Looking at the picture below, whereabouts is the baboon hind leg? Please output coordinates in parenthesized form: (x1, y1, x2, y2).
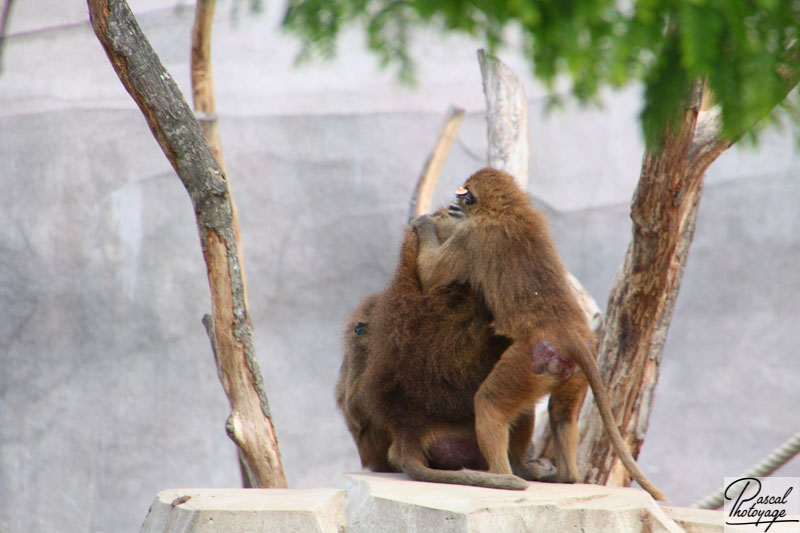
(508, 409, 556, 481)
(547, 377, 588, 483)
(474, 343, 549, 476)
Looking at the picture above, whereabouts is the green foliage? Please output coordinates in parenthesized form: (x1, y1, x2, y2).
(282, 0, 800, 147)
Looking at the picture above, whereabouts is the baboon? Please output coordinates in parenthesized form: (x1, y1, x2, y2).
(411, 168, 667, 501)
(337, 208, 553, 490)
(335, 293, 393, 472)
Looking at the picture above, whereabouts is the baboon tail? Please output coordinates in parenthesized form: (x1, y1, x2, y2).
(572, 343, 668, 502)
(402, 456, 529, 490)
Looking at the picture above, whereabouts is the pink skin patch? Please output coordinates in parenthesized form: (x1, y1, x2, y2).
(531, 341, 575, 380)
(456, 186, 468, 195)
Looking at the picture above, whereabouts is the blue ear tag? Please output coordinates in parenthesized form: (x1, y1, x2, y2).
(354, 322, 367, 336)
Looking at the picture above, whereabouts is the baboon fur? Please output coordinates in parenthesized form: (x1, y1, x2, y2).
(337, 209, 551, 489)
(412, 168, 667, 501)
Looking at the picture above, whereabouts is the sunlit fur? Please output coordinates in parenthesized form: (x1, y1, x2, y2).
(337, 209, 550, 490)
(413, 168, 667, 501)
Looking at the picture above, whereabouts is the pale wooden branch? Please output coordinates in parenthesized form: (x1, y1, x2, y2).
(688, 106, 730, 177)
(566, 272, 603, 333)
(192, 0, 247, 289)
(478, 48, 530, 188)
(88, 0, 287, 488)
(202, 314, 258, 488)
(408, 106, 465, 220)
(689, 42, 799, 176)
(191, 0, 256, 488)
(191, 0, 225, 170)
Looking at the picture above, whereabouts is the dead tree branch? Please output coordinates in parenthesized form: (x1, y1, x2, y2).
(191, 0, 225, 170)
(190, 0, 257, 488)
(478, 48, 530, 189)
(88, 0, 287, 488)
(408, 106, 465, 220)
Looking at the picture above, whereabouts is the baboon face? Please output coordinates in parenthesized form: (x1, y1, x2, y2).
(453, 168, 529, 217)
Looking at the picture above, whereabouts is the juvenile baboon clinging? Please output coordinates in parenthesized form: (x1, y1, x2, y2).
(412, 168, 667, 501)
(337, 209, 554, 490)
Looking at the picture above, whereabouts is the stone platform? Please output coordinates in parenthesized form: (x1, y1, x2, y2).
(140, 473, 724, 532)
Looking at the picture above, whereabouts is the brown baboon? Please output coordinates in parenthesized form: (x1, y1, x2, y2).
(337, 208, 553, 490)
(411, 168, 667, 501)
(335, 293, 393, 472)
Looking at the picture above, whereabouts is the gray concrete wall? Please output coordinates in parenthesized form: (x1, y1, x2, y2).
(1, 2, 798, 533)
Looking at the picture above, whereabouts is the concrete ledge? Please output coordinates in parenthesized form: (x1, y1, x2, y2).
(139, 488, 346, 533)
(140, 474, 724, 533)
(345, 473, 713, 533)
(661, 506, 727, 533)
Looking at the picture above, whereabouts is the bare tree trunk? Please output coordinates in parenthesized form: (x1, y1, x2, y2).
(408, 106, 465, 221)
(579, 68, 800, 488)
(578, 84, 704, 485)
(88, 0, 287, 489)
(190, 0, 257, 489)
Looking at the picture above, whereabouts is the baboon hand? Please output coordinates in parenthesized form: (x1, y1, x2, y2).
(410, 214, 436, 234)
(447, 203, 465, 219)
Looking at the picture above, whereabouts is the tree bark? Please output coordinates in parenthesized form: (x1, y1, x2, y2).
(478, 48, 530, 189)
(578, 83, 703, 485)
(191, 0, 225, 171)
(408, 106, 465, 221)
(88, 0, 287, 489)
(190, 0, 258, 488)
(579, 68, 800, 488)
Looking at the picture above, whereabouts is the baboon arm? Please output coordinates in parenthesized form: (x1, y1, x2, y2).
(414, 218, 471, 291)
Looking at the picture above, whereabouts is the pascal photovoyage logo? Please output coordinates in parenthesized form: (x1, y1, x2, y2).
(724, 477, 800, 532)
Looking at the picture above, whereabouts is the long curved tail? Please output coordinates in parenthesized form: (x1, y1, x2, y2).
(574, 348, 668, 502)
(402, 455, 529, 490)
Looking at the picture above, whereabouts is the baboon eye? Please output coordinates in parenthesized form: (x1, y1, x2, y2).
(456, 186, 476, 205)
